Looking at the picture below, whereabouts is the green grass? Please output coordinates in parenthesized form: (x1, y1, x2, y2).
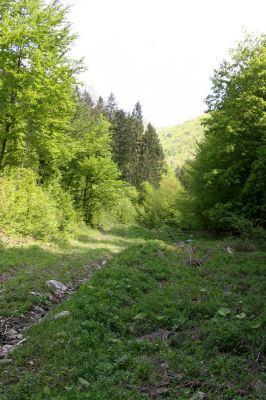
(0, 225, 151, 317)
(1, 225, 265, 399)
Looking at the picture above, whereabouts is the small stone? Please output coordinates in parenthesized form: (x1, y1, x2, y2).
(198, 392, 207, 400)
(0, 344, 14, 358)
(0, 358, 12, 364)
(54, 310, 70, 319)
(16, 333, 23, 340)
(34, 306, 45, 313)
(5, 329, 18, 339)
(47, 280, 68, 293)
(226, 246, 233, 255)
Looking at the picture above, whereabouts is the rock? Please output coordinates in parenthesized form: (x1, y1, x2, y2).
(0, 358, 12, 364)
(0, 344, 14, 358)
(54, 310, 70, 319)
(198, 392, 207, 400)
(226, 246, 234, 255)
(16, 333, 23, 340)
(4, 329, 18, 339)
(46, 280, 68, 293)
(33, 306, 45, 314)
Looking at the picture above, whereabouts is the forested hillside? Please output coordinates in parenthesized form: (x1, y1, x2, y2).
(0, 1, 265, 399)
(158, 115, 205, 170)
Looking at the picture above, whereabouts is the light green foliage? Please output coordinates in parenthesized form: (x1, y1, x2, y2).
(63, 94, 123, 224)
(0, 169, 77, 238)
(91, 185, 138, 227)
(158, 115, 205, 170)
(184, 34, 266, 230)
(0, 0, 81, 179)
(138, 174, 183, 227)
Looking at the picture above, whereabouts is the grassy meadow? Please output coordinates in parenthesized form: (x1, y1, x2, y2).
(1, 225, 265, 399)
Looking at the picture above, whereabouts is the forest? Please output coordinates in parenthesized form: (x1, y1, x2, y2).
(0, 1, 265, 399)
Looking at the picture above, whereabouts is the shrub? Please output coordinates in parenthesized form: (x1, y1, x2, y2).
(91, 184, 138, 227)
(137, 174, 183, 227)
(0, 168, 78, 238)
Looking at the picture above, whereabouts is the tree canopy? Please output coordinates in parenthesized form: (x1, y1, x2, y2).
(184, 34, 266, 229)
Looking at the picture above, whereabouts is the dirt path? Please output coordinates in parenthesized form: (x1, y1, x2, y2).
(0, 256, 109, 361)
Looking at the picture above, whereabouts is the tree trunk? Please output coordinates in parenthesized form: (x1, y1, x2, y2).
(0, 137, 8, 170)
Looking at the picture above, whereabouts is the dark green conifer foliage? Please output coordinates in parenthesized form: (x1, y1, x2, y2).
(111, 109, 131, 176)
(138, 123, 165, 187)
(129, 101, 144, 185)
(104, 92, 117, 121)
(94, 96, 105, 116)
(110, 102, 144, 186)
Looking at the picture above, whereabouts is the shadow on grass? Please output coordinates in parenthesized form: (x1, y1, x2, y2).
(0, 245, 119, 316)
(1, 230, 265, 400)
(0, 225, 159, 317)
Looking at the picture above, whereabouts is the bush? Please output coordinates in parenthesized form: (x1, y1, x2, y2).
(91, 184, 138, 228)
(137, 174, 183, 227)
(0, 169, 78, 238)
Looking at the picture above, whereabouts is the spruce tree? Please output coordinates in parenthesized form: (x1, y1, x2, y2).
(94, 96, 105, 116)
(104, 92, 117, 121)
(129, 101, 144, 185)
(138, 123, 165, 187)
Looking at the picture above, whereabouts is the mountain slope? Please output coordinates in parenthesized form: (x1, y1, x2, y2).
(158, 115, 206, 170)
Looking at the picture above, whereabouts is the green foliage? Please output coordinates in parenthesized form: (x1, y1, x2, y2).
(158, 115, 206, 170)
(0, 169, 77, 238)
(108, 99, 165, 188)
(138, 123, 165, 187)
(110, 105, 143, 186)
(0, 0, 81, 180)
(138, 174, 183, 227)
(62, 92, 123, 224)
(184, 34, 266, 230)
(91, 185, 138, 227)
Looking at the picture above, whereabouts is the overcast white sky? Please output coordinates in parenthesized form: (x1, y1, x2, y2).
(63, 0, 265, 127)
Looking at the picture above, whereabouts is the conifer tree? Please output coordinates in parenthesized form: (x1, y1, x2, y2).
(129, 101, 144, 185)
(104, 92, 117, 121)
(109, 103, 142, 185)
(138, 123, 165, 187)
(94, 96, 105, 116)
